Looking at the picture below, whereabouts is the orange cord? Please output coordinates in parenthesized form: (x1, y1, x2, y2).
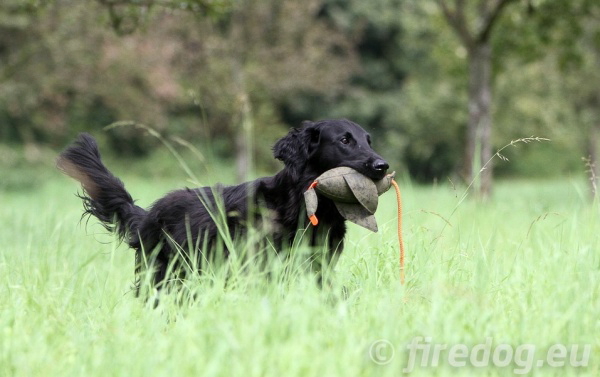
(390, 179, 405, 285)
(307, 181, 319, 225)
(307, 177, 405, 284)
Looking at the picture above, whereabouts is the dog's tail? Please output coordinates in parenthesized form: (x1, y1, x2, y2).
(57, 133, 147, 243)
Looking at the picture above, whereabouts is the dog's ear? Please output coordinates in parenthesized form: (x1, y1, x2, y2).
(273, 121, 320, 166)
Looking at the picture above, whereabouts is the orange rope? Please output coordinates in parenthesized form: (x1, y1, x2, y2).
(307, 181, 319, 225)
(390, 179, 405, 285)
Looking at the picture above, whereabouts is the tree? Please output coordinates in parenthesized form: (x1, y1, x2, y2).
(538, 0, 600, 197)
(97, 0, 357, 182)
(176, 0, 357, 181)
(0, 0, 356, 176)
(0, 0, 52, 143)
(0, 0, 185, 150)
(506, 0, 600, 196)
(437, 0, 519, 198)
(285, 0, 411, 171)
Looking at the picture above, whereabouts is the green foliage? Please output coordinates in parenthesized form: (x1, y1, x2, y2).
(284, 0, 407, 127)
(0, 143, 57, 191)
(0, 0, 173, 151)
(0, 0, 599, 179)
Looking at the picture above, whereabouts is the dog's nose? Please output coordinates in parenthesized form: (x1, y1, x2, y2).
(372, 159, 389, 172)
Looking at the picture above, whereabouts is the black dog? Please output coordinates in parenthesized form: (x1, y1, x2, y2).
(57, 119, 388, 291)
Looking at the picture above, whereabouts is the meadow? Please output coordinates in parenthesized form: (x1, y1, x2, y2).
(0, 152, 598, 376)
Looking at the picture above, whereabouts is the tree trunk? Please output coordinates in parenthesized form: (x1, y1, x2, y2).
(465, 42, 493, 199)
(438, 0, 517, 199)
(235, 123, 250, 183)
(234, 95, 253, 183)
(232, 59, 253, 183)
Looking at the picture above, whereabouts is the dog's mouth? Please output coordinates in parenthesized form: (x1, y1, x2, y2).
(343, 165, 388, 181)
(365, 170, 388, 181)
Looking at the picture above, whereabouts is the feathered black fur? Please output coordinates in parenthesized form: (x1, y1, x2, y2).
(57, 119, 389, 292)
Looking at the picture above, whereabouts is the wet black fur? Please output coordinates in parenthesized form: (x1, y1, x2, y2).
(57, 119, 389, 291)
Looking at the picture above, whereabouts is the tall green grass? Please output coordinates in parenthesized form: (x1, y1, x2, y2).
(1, 166, 598, 376)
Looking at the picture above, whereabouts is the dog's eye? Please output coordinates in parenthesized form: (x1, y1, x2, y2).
(340, 137, 350, 145)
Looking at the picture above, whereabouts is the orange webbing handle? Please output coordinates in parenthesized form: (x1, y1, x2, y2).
(307, 181, 319, 226)
(391, 179, 405, 285)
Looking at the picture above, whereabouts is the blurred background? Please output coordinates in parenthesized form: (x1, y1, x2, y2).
(1, 0, 598, 197)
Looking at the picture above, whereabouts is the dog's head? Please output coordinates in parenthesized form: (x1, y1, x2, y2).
(273, 119, 389, 181)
